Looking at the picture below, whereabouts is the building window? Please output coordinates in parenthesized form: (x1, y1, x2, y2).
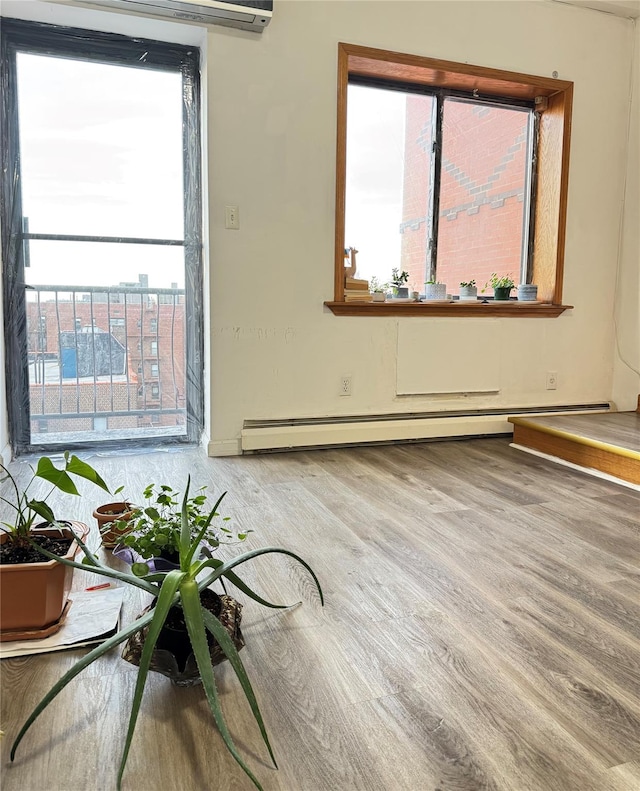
(109, 318, 125, 327)
(150, 340, 158, 356)
(331, 44, 573, 315)
(151, 384, 160, 398)
(150, 318, 158, 333)
(151, 363, 159, 377)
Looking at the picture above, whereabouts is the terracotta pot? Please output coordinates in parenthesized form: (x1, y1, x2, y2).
(0, 521, 89, 637)
(93, 502, 134, 548)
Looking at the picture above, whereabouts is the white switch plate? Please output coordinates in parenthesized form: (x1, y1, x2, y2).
(225, 205, 239, 230)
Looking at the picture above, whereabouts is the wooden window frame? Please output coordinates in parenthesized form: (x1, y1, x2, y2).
(326, 43, 574, 318)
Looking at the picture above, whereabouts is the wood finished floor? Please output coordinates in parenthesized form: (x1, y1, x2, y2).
(1, 437, 640, 791)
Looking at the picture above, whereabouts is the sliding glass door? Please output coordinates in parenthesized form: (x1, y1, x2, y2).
(1, 19, 203, 453)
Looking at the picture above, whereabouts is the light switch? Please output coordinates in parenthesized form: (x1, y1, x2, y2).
(225, 205, 239, 230)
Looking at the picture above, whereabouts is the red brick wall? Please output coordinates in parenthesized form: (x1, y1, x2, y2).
(401, 98, 528, 295)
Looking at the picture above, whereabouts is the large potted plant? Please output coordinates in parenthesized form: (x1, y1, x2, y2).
(0, 453, 110, 638)
(9, 477, 323, 791)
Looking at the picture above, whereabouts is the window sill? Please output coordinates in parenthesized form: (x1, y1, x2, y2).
(324, 301, 572, 318)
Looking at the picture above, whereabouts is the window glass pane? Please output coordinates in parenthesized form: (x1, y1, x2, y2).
(24, 240, 185, 289)
(345, 85, 433, 292)
(436, 99, 530, 294)
(17, 53, 184, 240)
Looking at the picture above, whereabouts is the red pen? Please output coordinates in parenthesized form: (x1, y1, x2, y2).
(85, 583, 111, 592)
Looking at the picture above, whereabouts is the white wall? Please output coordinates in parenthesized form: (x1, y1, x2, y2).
(206, 0, 636, 453)
(0, 1, 636, 455)
(612, 17, 640, 410)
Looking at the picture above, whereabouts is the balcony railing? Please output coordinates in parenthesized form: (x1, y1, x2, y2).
(26, 284, 187, 444)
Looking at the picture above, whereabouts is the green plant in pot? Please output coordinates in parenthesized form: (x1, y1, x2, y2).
(112, 482, 246, 571)
(391, 267, 410, 298)
(0, 453, 110, 637)
(483, 273, 515, 301)
(10, 477, 323, 791)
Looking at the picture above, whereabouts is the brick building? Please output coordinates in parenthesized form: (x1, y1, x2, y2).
(26, 286, 186, 437)
(400, 97, 529, 294)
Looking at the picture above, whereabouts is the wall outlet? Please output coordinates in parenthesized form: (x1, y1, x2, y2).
(340, 376, 352, 396)
(546, 371, 558, 390)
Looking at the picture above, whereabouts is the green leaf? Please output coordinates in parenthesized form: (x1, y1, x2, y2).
(197, 559, 292, 609)
(199, 547, 324, 607)
(11, 606, 156, 763)
(181, 581, 264, 791)
(65, 455, 110, 493)
(117, 571, 185, 790)
(131, 562, 150, 577)
(144, 507, 160, 520)
(31, 535, 158, 596)
(34, 457, 78, 495)
(27, 499, 56, 524)
(201, 607, 277, 769)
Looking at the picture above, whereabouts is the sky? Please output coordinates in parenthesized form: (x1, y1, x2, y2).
(17, 52, 186, 289)
(344, 83, 407, 286)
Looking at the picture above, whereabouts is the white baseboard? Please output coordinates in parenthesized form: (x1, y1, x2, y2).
(241, 414, 513, 452)
(207, 438, 242, 457)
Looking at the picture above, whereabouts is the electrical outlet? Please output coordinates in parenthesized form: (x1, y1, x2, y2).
(225, 205, 239, 230)
(340, 376, 352, 396)
(546, 371, 558, 390)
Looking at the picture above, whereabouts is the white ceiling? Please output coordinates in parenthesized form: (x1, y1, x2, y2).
(552, 0, 640, 18)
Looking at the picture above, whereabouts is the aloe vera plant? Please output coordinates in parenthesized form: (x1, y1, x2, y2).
(10, 478, 323, 790)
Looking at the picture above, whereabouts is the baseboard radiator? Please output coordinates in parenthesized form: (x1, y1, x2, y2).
(241, 402, 611, 453)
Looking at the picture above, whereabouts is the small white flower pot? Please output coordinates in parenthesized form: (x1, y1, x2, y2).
(424, 283, 447, 300)
(459, 285, 478, 300)
(517, 284, 538, 301)
(371, 292, 386, 302)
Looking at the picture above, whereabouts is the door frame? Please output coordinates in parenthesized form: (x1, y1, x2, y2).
(0, 18, 204, 454)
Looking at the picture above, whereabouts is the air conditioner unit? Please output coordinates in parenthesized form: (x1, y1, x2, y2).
(67, 0, 273, 32)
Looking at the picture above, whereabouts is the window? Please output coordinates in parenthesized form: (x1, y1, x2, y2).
(109, 318, 125, 327)
(150, 341, 158, 356)
(151, 384, 160, 398)
(329, 44, 573, 316)
(151, 363, 159, 377)
(150, 318, 158, 333)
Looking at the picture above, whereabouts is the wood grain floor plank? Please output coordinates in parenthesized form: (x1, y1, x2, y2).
(1, 438, 639, 791)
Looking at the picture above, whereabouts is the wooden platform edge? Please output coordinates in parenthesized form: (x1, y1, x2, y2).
(508, 416, 640, 462)
(508, 419, 640, 486)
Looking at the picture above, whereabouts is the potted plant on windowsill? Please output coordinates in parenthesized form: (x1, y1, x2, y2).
(10, 477, 323, 791)
(483, 273, 515, 301)
(390, 268, 410, 298)
(369, 276, 387, 302)
(0, 453, 110, 639)
(424, 280, 447, 300)
(459, 280, 477, 300)
(517, 283, 538, 301)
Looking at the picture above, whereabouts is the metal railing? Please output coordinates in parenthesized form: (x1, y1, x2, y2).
(26, 284, 187, 442)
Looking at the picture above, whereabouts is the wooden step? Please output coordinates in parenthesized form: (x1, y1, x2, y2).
(508, 411, 640, 487)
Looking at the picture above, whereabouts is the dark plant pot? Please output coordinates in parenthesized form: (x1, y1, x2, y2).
(493, 286, 512, 301)
(122, 589, 245, 686)
(93, 502, 134, 548)
(0, 522, 89, 638)
(394, 287, 409, 298)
